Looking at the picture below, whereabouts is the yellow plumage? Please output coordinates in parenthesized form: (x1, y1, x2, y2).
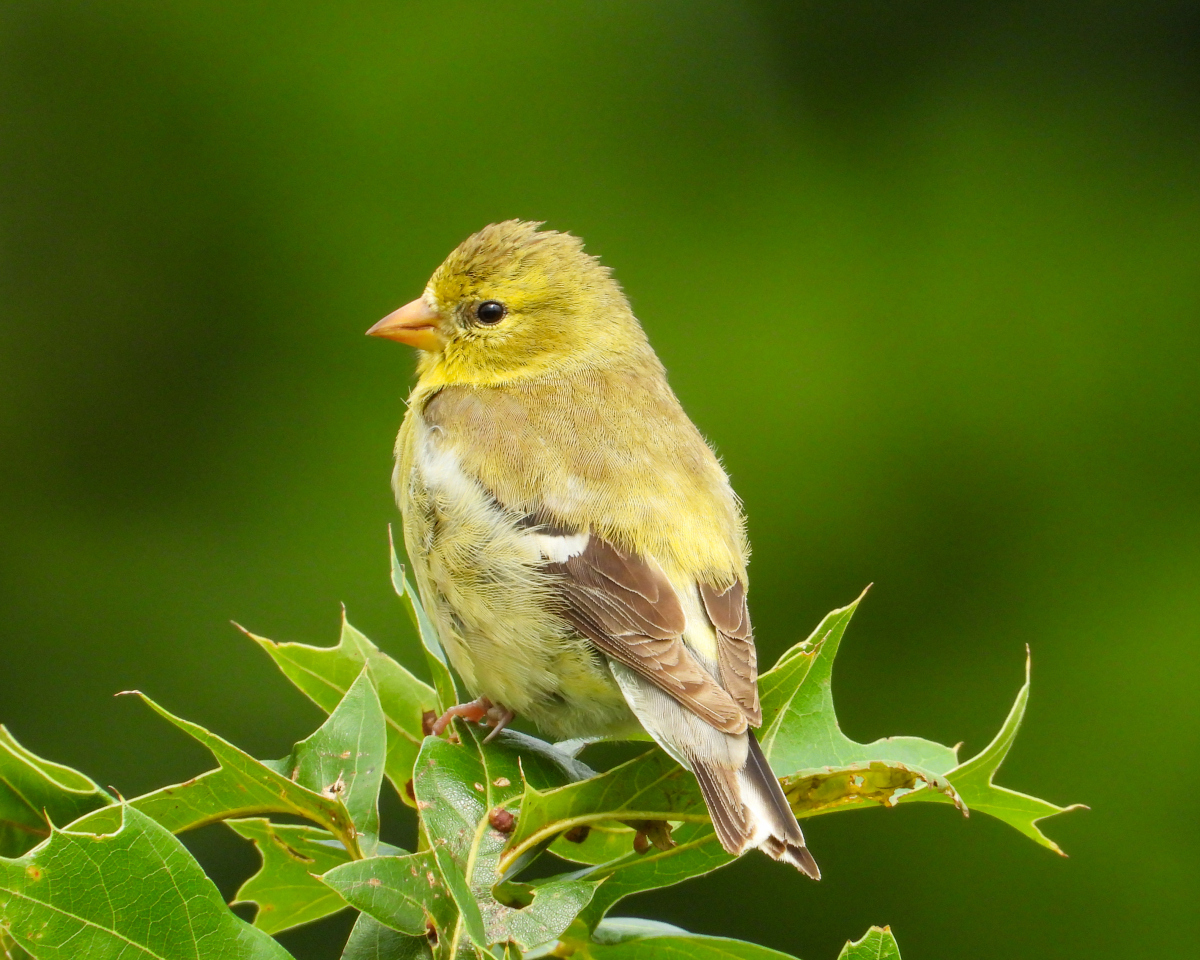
(373, 220, 818, 877)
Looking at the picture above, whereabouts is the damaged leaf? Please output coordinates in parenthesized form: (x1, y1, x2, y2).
(74, 691, 365, 857)
(898, 651, 1087, 854)
(0, 727, 111, 858)
(227, 819, 353, 935)
(247, 612, 435, 801)
(837, 925, 902, 960)
(0, 805, 290, 960)
(413, 730, 598, 956)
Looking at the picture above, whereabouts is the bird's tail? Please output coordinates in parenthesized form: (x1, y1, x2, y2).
(692, 729, 820, 880)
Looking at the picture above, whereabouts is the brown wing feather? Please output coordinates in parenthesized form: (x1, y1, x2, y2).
(545, 537, 748, 734)
(699, 580, 761, 727)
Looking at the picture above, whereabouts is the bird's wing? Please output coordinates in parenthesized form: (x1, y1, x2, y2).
(699, 581, 761, 727)
(542, 533, 750, 735)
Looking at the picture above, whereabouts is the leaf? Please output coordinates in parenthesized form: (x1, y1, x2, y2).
(341, 913, 432, 960)
(499, 749, 708, 875)
(0, 727, 112, 858)
(898, 650, 1087, 854)
(73, 692, 364, 856)
(762, 594, 1080, 850)
(758, 589, 960, 783)
(226, 819, 352, 935)
(569, 823, 733, 931)
(0, 805, 291, 960)
(389, 527, 458, 713)
(282, 668, 387, 856)
(246, 612, 436, 799)
(575, 919, 801, 959)
(837, 926, 901, 960)
(413, 731, 598, 955)
(0, 928, 32, 960)
(322, 850, 447, 938)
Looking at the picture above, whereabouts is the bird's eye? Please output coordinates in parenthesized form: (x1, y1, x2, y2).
(475, 300, 506, 325)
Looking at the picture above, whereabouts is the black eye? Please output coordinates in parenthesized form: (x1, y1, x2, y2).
(475, 300, 506, 324)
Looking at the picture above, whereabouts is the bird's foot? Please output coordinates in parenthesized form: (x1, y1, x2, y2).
(430, 697, 515, 743)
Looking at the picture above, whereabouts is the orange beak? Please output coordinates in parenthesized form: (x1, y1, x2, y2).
(366, 297, 445, 352)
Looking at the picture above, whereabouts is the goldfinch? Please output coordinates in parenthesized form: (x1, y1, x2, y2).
(369, 221, 819, 878)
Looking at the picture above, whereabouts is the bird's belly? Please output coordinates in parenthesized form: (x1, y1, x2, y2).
(398, 418, 637, 741)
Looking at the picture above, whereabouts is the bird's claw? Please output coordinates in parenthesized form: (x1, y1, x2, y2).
(429, 697, 515, 743)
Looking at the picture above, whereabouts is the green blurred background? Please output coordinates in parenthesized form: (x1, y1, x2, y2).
(2, 1, 1197, 957)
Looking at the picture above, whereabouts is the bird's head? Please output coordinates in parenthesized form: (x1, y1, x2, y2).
(368, 221, 648, 385)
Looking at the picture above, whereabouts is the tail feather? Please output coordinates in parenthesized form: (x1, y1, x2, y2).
(692, 730, 820, 880)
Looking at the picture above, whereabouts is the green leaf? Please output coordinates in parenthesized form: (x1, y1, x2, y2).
(0, 928, 32, 960)
(837, 926, 901, 960)
(341, 913, 432, 960)
(389, 527, 458, 713)
(413, 731, 598, 955)
(758, 589, 960, 783)
(74, 692, 364, 856)
(246, 612, 436, 799)
(762, 594, 1080, 851)
(575, 919, 801, 959)
(226, 819, 352, 935)
(570, 823, 732, 930)
(499, 749, 708, 875)
(0, 805, 291, 960)
(898, 650, 1087, 854)
(322, 851, 446, 938)
(0, 727, 112, 858)
(282, 668, 387, 856)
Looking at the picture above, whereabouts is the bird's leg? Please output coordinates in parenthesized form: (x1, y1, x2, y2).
(430, 697, 492, 737)
(482, 703, 516, 743)
(429, 697, 516, 743)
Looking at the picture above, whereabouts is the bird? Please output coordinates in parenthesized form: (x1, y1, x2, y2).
(368, 220, 819, 878)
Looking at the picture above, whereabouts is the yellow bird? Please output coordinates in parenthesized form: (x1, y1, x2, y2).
(369, 221, 818, 877)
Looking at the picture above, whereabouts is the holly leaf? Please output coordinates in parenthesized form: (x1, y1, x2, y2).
(0, 727, 112, 858)
(413, 730, 598, 954)
(247, 612, 435, 800)
(226, 819, 353, 935)
(837, 926, 901, 960)
(341, 913, 432, 960)
(389, 527, 458, 713)
(0, 805, 291, 959)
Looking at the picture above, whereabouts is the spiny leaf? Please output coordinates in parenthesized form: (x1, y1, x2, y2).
(340, 913, 432, 960)
(74, 691, 364, 857)
(758, 589, 960, 779)
(0, 726, 112, 858)
(283, 668, 387, 856)
(837, 926, 901, 960)
(413, 730, 597, 955)
(898, 651, 1087, 854)
(227, 819, 353, 935)
(389, 527, 457, 713)
(246, 613, 435, 800)
(0, 805, 291, 960)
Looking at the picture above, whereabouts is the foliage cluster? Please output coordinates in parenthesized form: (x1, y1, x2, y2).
(0, 542, 1078, 959)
